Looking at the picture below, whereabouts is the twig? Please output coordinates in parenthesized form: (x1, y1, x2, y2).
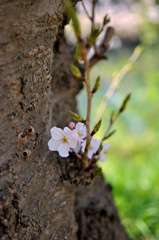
(89, 27, 114, 68)
(92, 0, 99, 57)
(70, 148, 82, 160)
(81, 0, 92, 21)
(102, 113, 119, 141)
(92, 0, 98, 24)
(95, 45, 143, 123)
(102, 93, 131, 140)
(82, 45, 92, 167)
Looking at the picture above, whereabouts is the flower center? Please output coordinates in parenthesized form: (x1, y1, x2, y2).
(61, 136, 68, 143)
(78, 131, 82, 137)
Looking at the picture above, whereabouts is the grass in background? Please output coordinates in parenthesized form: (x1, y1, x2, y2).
(77, 45, 159, 240)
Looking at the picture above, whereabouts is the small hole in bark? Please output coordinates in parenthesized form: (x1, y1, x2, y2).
(23, 152, 27, 157)
(18, 132, 27, 145)
(26, 126, 35, 136)
(22, 149, 31, 158)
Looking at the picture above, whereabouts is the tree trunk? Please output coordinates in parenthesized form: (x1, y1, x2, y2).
(0, 0, 130, 239)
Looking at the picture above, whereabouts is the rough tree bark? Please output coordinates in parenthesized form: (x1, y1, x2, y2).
(0, 0, 130, 239)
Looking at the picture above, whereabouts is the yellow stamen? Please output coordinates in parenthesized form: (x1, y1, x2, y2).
(78, 131, 82, 137)
(61, 136, 68, 143)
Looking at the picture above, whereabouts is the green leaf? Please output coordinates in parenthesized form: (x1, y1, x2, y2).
(92, 76, 100, 94)
(71, 64, 82, 79)
(74, 42, 83, 61)
(87, 24, 101, 46)
(119, 93, 131, 113)
(91, 119, 102, 136)
(65, 0, 81, 39)
(69, 110, 83, 122)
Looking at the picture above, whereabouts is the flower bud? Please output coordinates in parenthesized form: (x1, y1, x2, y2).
(69, 110, 83, 122)
(70, 64, 82, 79)
(69, 122, 75, 130)
(18, 132, 27, 146)
(26, 126, 35, 136)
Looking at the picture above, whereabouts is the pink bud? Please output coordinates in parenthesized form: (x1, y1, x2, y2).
(69, 122, 75, 129)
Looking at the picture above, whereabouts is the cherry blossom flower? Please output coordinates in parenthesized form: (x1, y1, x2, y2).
(98, 143, 110, 162)
(48, 127, 77, 157)
(70, 123, 87, 153)
(74, 122, 86, 143)
(82, 138, 101, 159)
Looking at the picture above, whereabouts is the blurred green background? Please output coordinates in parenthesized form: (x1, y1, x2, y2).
(76, 19, 159, 240)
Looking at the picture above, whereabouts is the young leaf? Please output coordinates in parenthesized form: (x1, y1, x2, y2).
(74, 42, 83, 61)
(71, 64, 82, 79)
(91, 119, 102, 136)
(69, 110, 83, 122)
(87, 24, 101, 46)
(119, 93, 131, 113)
(92, 76, 100, 94)
(65, 0, 81, 39)
(103, 14, 110, 26)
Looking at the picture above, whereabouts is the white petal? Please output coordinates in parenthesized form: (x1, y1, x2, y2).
(48, 138, 60, 151)
(73, 142, 81, 153)
(102, 143, 110, 153)
(63, 127, 72, 138)
(81, 140, 86, 153)
(68, 132, 77, 148)
(91, 139, 101, 152)
(88, 150, 94, 159)
(64, 127, 78, 148)
(82, 127, 87, 138)
(76, 122, 87, 138)
(76, 122, 84, 131)
(88, 139, 101, 159)
(58, 143, 69, 157)
(76, 122, 84, 130)
(99, 152, 107, 162)
(50, 127, 63, 140)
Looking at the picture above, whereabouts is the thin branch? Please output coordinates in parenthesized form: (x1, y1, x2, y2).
(81, 0, 92, 21)
(70, 148, 82, 160)
(82, 45, 93, 168)
(92, 0, 98, 25)
(102, 113, 119, 141)
(92, 0, 99, 57)
(89, 27, 114, 68)
(94, 45, 143, 123)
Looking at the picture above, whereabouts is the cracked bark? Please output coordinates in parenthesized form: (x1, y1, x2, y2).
(0, 0, 130, 239)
